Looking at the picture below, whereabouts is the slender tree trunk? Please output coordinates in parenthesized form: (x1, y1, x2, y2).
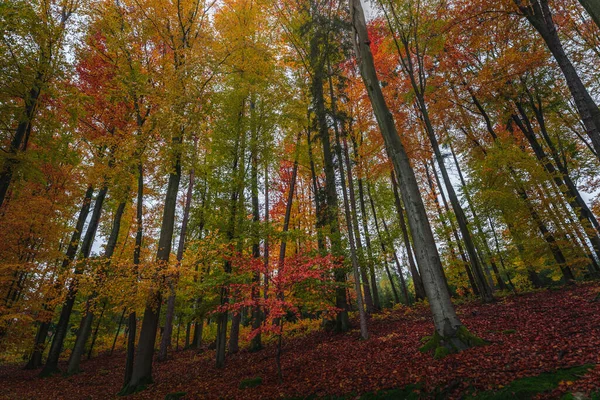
(87, 301, 105, 359)
(390, 173, 426, 301)
(41, 184, 107, 376)
(68, 199, 126, 374)
(122, 131, 182, 393)
(311, 52, 349, 332)
(158, 167, 195, 361)
(331, 115, 369, 338)
(216, 101, 246, 368)
(0, 84, 41, 209)
(124, 162, 144, 388)
(249, 124, 263, 352)
(110, 308, 126, 356)
(351, 0, 471, 349)
(328, 65, 374, 316)
(512, 98, 600, 263)
(26, 186, 94, 370)
(514, 0, 600, 159)
(418, 99, 494, 302)
(425, 162, 477, 296)
(578, 0, 600, 29)
(448, 146, 508, 290)
(368, 185, 401, 305)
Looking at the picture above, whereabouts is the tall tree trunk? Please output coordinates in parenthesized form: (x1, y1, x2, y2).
(418, 97, 494, 302)
(67, 199, 126, 374)
(158, 167, 195, 361)
(110, 308, 126, 356)
(578, 0, 600, 29)
(512, 96, 600, 263)
(513, 0, 600, 159)
(390, 173, 426, 301)
(0, 83, 41, 209)
(352, 134, 382, 310)
(368, 184, 401, 305)
(122, 132, 182, 394)
(124, 162, 144, 388)
(425, 163, 477, 296)
(328, 65, 374, 316)
(350, 0, 472, 349)
(249, 122, 263, 352)
(311, 52, 349, 332)
(448, 146, 508, 291)
(41, 184, 107, 376)
(331, 114, 369, 338)
(216, 101, 246, 368)
(26, 185, 94, 370)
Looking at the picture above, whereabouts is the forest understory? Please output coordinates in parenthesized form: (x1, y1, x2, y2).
(2, 283, 600, 400)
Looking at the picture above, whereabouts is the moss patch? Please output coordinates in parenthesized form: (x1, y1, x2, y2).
(239, 377, 262, 389)
(466, 365, 594, 400)
(420, 326, 486, 359)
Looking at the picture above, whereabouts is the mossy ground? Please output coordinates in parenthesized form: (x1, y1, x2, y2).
(420, 325, 487, 359)
(465, 364, 594, 400)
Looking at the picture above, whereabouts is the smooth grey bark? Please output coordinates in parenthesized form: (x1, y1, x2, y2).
(514, 0, 600, 160)
(158, 168, 195, 361)
(351, 0, 468, 347)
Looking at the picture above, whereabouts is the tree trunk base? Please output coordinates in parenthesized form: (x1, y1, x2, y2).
(419, 326, 486, 359)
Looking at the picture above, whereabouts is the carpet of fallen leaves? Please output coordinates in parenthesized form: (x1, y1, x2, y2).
(2, 283, 600, 400)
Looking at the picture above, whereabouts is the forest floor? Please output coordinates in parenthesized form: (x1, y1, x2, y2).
(2, 283, 600, 400)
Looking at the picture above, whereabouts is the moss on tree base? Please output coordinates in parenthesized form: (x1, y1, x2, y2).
(419, 326, 486, 359)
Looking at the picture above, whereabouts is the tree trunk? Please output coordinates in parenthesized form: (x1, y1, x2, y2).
(41, 184, 107, 377)
(368, 185, 401, 305)
(514, 0, 600, 159)
(67, 199, 126, 374)
(0, 84, 41, 209)
(216, 101, 247, 369)
(311, 49, 349, 332)
(390, 173, 426, 301)
(26, 185, 94, 370)
(331, 110, 369, 338)
(425, 163, 477, 296)
(110, 308, 126, 356)
(448, 146, 508, 291)
(124, 161, 144, 388)
(350, 0, 471, 349)
(122, 131, 182, 394)
(87, 301, 105, 359)
(578, 0, 600, 29)
(249, 123, 263, 352)
(158, 167, 195, 361)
